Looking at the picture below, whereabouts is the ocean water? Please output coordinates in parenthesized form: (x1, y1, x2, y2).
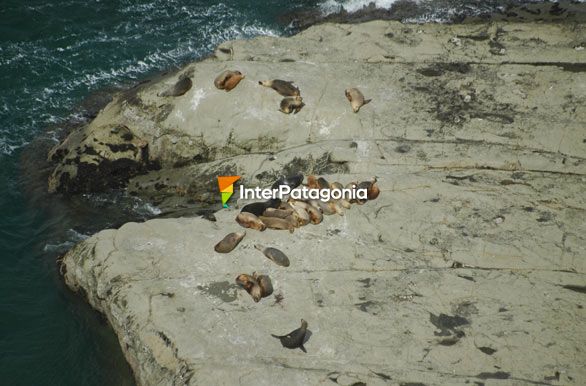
(0, 0, 565, 384)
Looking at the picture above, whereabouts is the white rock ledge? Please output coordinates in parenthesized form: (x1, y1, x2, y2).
(61, 20, 586, 386)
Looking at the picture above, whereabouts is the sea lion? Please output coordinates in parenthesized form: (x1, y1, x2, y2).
(255, 244, 290, 267)
(214, 231, 246, 253)
(345, 181, 360, 204)
(271, 172, 304, 191)
(235, 274, 262, 302)
(288, 201, 311, 226)
(214, 70, 244, 91)
(236, 212, 266, 231)
(159, 76, 192, 97)
(330, 181, 344, 190)
(317, 177, 330, 190)
(263, 207, 295, 219)
(328, 201, 345, 215)
(252, 272, 273, 298)
(356, 178, 378, 203)
(345, 88, 371, 113)
(338, 198, 352, 209)
(308, 199, 334, 215)
(259, 216, 295, 233)
(363, 177, 380, 200)
(240, 201, 271, 217)
(271, 319, 309, 353)
(279, 96, 304, 114)
(305, 203, 323, 224)
(259, 79, 300, 97)
(306, 175, 319, 190)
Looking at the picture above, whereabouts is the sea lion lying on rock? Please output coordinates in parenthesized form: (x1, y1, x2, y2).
(259, 79, 300, 97)
(214, 70, 244, 91)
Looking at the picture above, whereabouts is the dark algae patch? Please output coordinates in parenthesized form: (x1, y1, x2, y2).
(478, 346, 497, 355)
(476, 371, 510, 380)
(429, 313, 469, 331)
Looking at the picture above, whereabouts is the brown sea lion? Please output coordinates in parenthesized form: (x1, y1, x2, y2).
(338, 198, 352, 209)
(279, 96, 304, 114)
(288, 201, 310, 226)
(328, 201, 345, 216)
(214, 70, 244, 91)
(271, 319, 309, 353)
(345, 88, 371, 113)
(236, 212, 266, 231)
(306, 175, 319, 190)
(159, 76, 192, 97)
(305, 203, 323, 224)
(259, 79, 300, 97)
(263, 207, 295, 219)
(309, 199, 335, 215)
(254, 244, 290, 267)
(330, 181, 344, 190)
(214, 231, 246, 253)
(235, 274, 262, 302)
(258, 216, 295, 233)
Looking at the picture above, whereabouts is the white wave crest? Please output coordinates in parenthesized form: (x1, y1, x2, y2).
(320, 0, 399, 15)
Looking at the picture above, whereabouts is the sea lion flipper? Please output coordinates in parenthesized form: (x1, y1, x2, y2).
(300, 345, 307, 353)
(364, 98, 372, 105)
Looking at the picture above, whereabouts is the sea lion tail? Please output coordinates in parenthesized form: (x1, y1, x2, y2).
(364, 98, 372, 105)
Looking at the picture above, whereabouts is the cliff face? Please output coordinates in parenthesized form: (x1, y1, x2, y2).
(60, 21, 586, 385)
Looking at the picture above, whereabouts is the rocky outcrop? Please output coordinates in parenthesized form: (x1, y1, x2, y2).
(48, 21, 585, 211)
(60, 20, 586, 385)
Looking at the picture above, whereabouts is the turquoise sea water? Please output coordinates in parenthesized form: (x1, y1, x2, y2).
(0, 0, 566, 384)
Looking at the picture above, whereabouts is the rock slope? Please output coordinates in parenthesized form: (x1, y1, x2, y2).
(61, 20, 586, 385)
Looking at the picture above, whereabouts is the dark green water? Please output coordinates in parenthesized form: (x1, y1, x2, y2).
(0, 1, 310, 383)
(0, 0, 563, 384)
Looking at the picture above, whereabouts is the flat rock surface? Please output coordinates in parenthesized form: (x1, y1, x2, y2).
(61, 20, 586, 386)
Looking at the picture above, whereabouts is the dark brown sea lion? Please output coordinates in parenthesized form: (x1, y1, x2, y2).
(252, 272, 273, 299)
(279, 96, 304, 114)
(357, 177, 379, 202)
(271, 173, 304, 190)
(271, 319, 309, 353)
(259, 79, 300, 97)
(317, 177, 330, 190)
(214, 231, 246, 253)
(254, 244, 290, 267)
